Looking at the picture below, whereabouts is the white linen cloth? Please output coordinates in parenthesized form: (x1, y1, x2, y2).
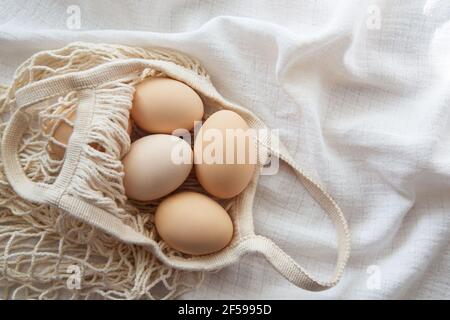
(0, 0, 449, 299)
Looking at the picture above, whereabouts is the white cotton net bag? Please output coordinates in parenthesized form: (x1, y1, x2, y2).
(0, 42, 351, 300)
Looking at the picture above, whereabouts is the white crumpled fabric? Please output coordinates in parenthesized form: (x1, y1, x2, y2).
(0, 0, 449, 299)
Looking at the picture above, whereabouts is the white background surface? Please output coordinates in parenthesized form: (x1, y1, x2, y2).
(0, 0, 449, 299)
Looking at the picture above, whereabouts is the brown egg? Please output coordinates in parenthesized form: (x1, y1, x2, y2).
(127, 117, 133, 136)
(131, 77, 204, 134)
(47, 110, 76, 160)
(46, 110, 133, 160)
(155, 191, 233, 255)
(122, 134, 193, 201)
(194, 110, 256, 199)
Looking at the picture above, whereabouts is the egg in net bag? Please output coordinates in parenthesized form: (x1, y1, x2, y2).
(0, 42, 350, 299)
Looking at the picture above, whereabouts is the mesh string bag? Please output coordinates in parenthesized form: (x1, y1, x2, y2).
(0, 42, 351, 300)
(0, 44, 206, 299)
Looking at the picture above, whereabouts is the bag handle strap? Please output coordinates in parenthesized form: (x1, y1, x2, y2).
(1, 110, 55, 203)
(14, 58, 211, 109)
(247, 130, 351, 291)
(1, 89, 98, 206)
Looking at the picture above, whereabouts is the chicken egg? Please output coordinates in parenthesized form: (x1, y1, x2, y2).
(122, 134, 193, 201)
(194, 110, 257, 199)
(131, 77, 204, 134)
(46, 111, 133, 160)
(46, 110, 76, 160)
(155, 191, 233, 255)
